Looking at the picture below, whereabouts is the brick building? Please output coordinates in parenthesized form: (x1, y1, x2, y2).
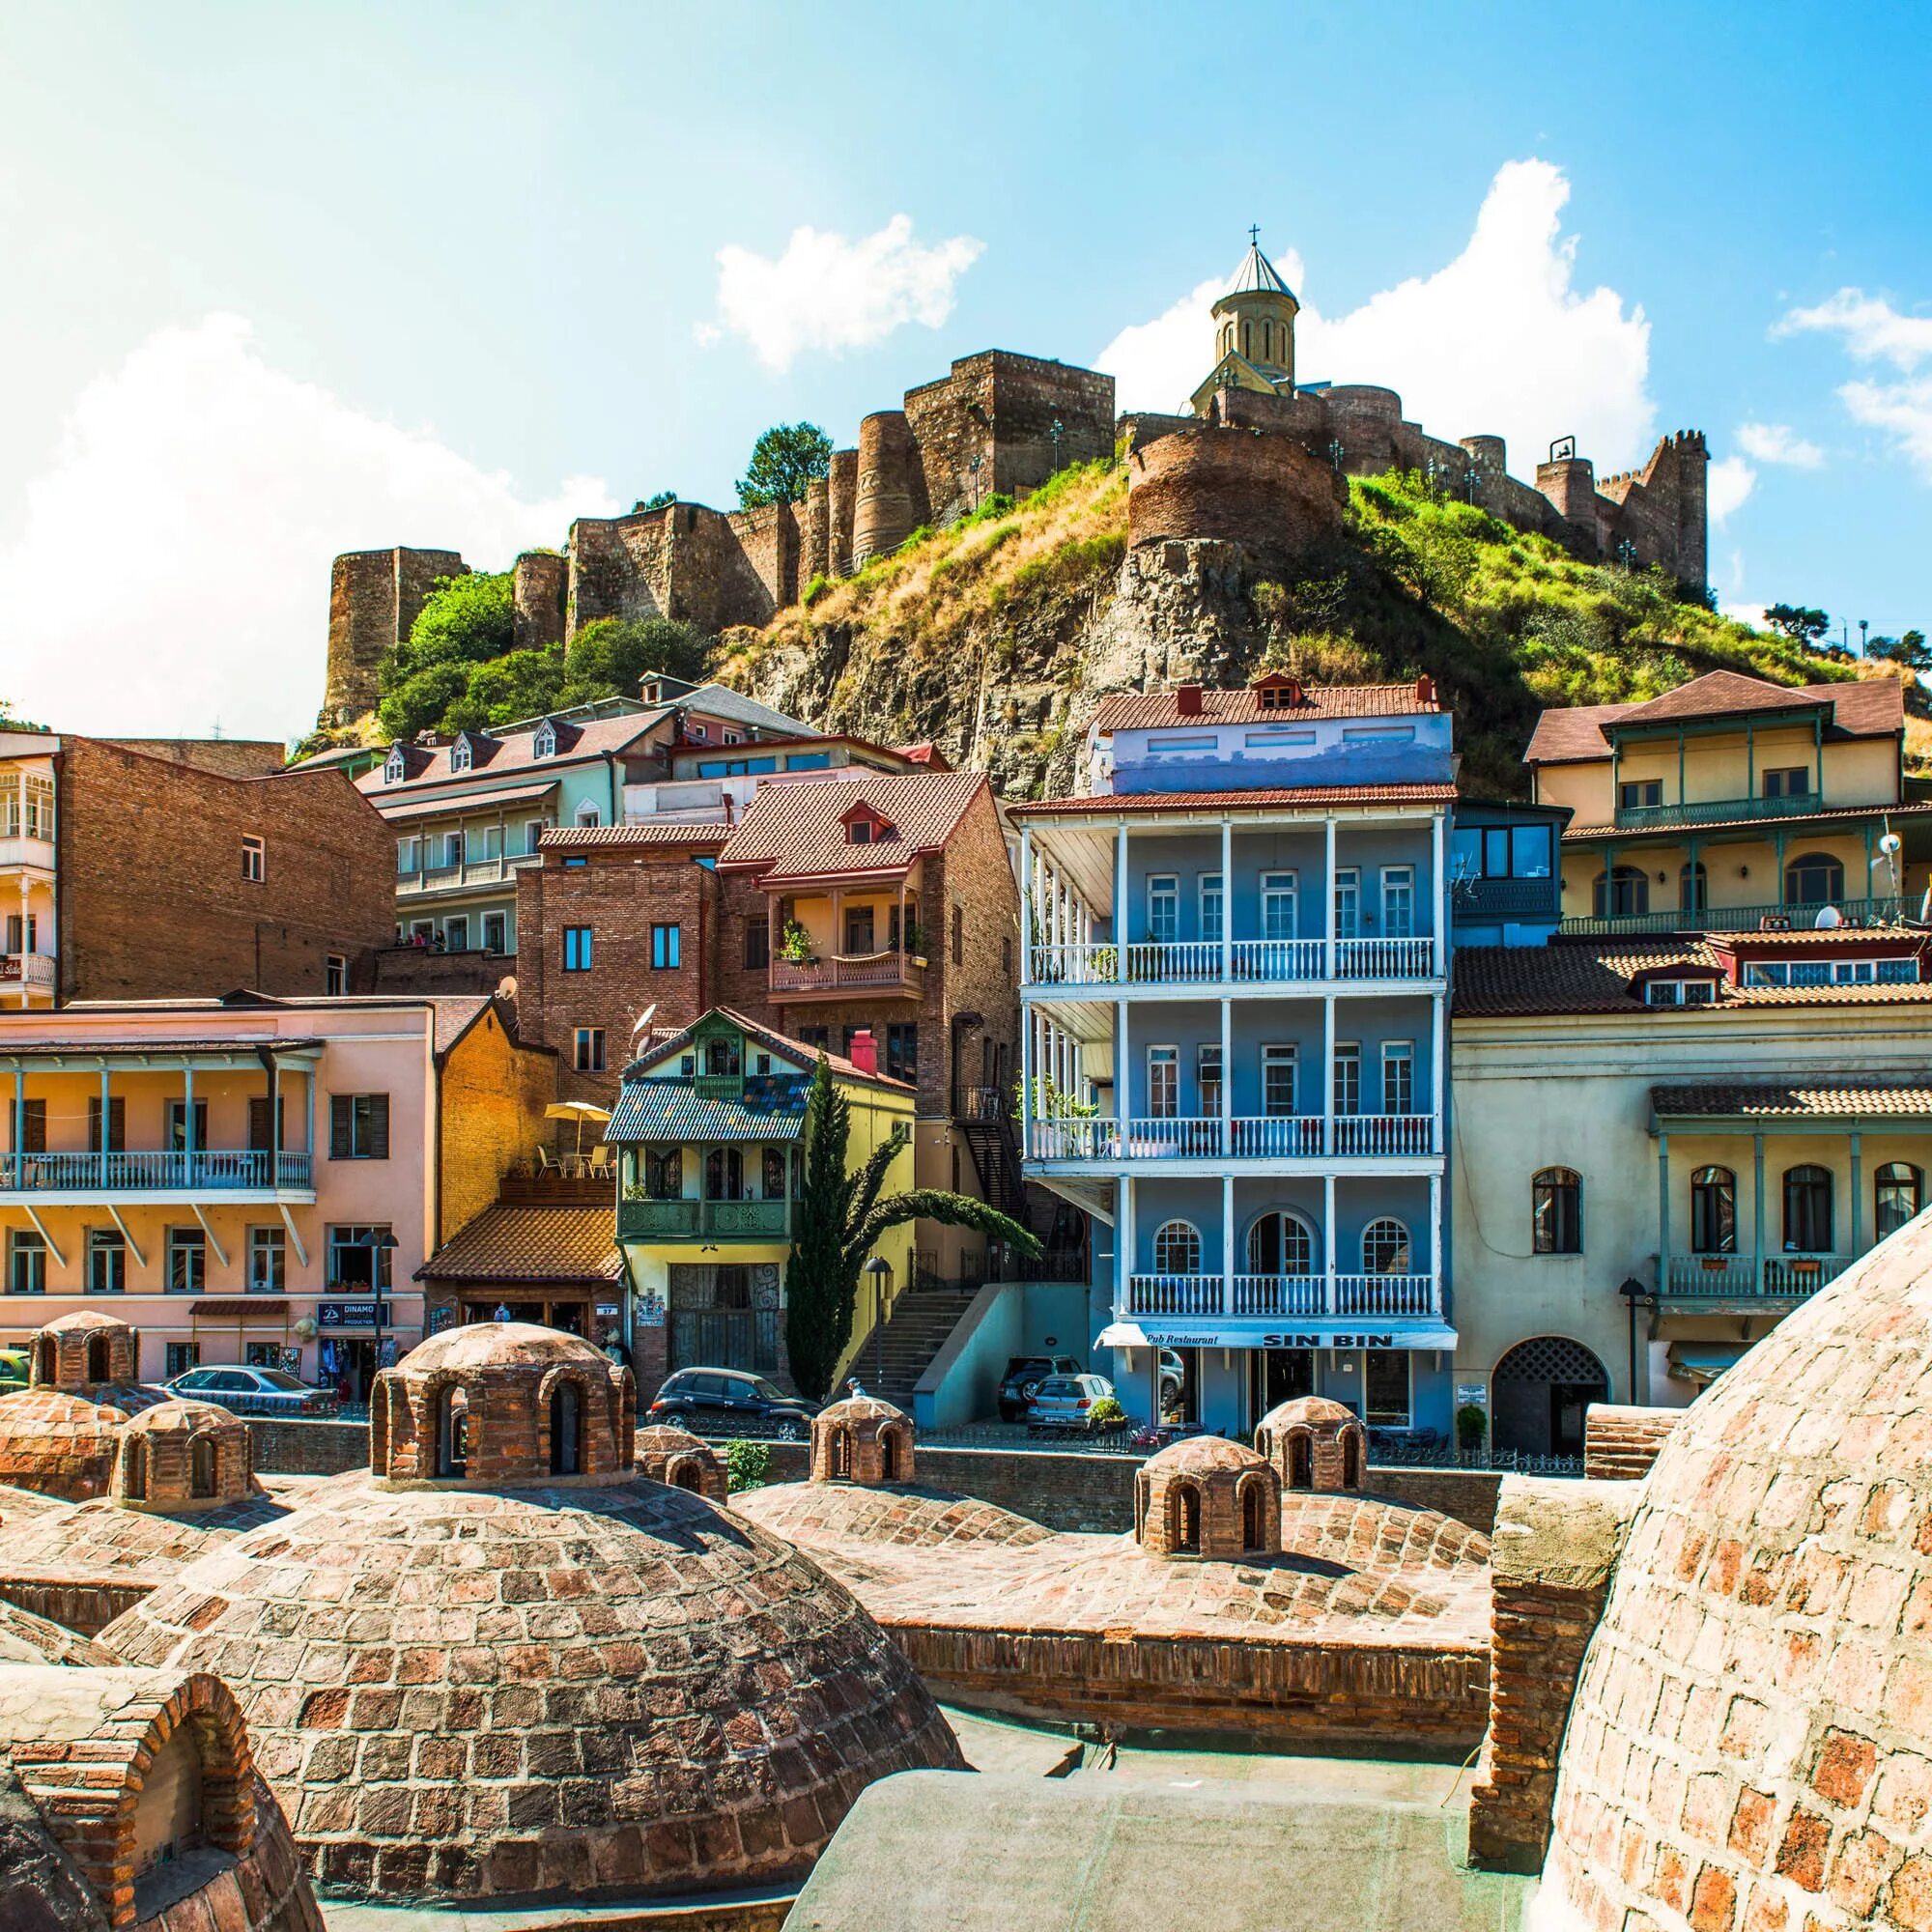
(0, 727, 394, 1009)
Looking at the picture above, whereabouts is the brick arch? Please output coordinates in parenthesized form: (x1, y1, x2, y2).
(1170, 1479, 1202, 1554)
(618, 1369, 637, 1467)
(369, 1371, 396, 1473)
(536, 1364, 596, 1477)
(410, 1368, 476, 1480)
(1236, 1470, 1276, 1553)
(665, 1452, 723, 1500)
(117, 1434, 148, 1502)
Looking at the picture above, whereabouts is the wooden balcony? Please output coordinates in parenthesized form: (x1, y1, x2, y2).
(769, 951, 925, 1002)
(0, 1149, 314, 1201)
(617, 1196, 792, 1242)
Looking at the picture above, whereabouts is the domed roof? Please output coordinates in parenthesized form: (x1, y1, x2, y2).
(99, 1467, 961, 1903)
(397, 1319, 609, 1375)
(120, 1396, 246, 1437)
(816, 1390, 910, 1428)
(1256, 1396, 1357, 1434)
(0, 1384, 168, 1500)
(1143, 1433, 1268, 1476)
(634, 1422, 712, 1458)
(1544, 1215, 1932, 1929)
(37, 1309, 129, 1337)
(0, 1596, 113, 1665)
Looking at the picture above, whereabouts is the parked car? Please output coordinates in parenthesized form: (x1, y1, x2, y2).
(645, 1368, 817, 1440)
(0, 1349, 28, 1395)
(166, 1366, 341, 1418)
(1026, 1372, 1119, 1435)
(1158, 1349, 1185, 1413)
(998, 1354, 1082, 1422)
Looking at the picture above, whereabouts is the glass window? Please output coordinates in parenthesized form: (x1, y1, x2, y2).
(1362, 1219, 1410, 1274)
(7, 1230, 45, 1295)
(1381, 1041, 1414, 1115)
(1876, 1163, 1923, 1241)
(1333, 868, 1360, 939)
(325, 953, 348, 995)
(576, 801, 602, 827)
(1333, 1043, 1360, 1117)
(644, 1149, 683, 1199)
(1262, 1044, 1296, 1116)
(1532, 1168, 1582, 1254)
(1147, 1045, 1179, 1120)
(1593, 867, 1650, 919)
(1645, 978, 1718, 1007)
(326, 1225, 392, 1291)
(1680, 863, 1707, 913)
(166, 1227, 206, 1294)
(1380, 867, 1414, 938)
(1199, 873, 1224, 946)
(1147, 874, 1179, 944)
(1690, 1167, 1737, 1254)
(1246, 1211, 1313, 1275)
(165, 1342, 201, 1378)
(1450, 829, 1482, 881)
(1197, 1043, 1222, 1116)
(87, 1228, 126, 1294)
(743, 918, 769, 970)
(652, 923, 681, 969)
(704, 1147, 744, 1201)
(481, 913, 507, 954)
(1618, 780, 1663, 810)
(1152, 1221, 1202, 1273)
(1364, 1350, 1411, 1427)
(1764, 766, 1812, 799)
(575, 1029, 607, 1073)
(1782, 1165, 1833, 1253)
(885, 1023, 918, 1084)
(241, 835, 265, 883)
(1510, 825, 1552, 878)
(1261, 870, 1297, 941)
(762, 1148, 787, 1199)
(396, 836, 420, 875)
(1785, 853, 1845, 904)
(328, 1094, 388, 1160)
(563, 926, 593, 972)
(443, 916, 469, 952)
(247, 1226, 286, 1293)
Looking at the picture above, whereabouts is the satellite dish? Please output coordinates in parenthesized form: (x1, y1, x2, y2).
(1815, 905, 1843, 929)
(630, 1003, 659, 1042)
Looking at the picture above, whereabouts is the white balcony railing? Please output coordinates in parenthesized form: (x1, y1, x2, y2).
(1228, 1116, 1325, 1158)
(1125, 1272, 1441, 1321)
(1025, 1115, 1435, 1162)
(1331, 1114, 1436, 1156)
(0, 1150, 313, 1193)
(0, 952, 54, 990)
(1028, 935, 1436, 987)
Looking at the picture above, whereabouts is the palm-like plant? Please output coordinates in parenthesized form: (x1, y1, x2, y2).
(785, 1056, 1040, 1399)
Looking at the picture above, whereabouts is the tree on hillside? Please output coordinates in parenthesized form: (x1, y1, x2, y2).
(1870, 630, 1930, 671)
(560, 617, 711, 704)
(377, 571, 517, 737)
(736, 422, 833, 509)
(1764, 603, 1831, 647)
(641, 490, 677, 512)
(784, 1057, 1040, 1400)
(442, 649, 566, 732)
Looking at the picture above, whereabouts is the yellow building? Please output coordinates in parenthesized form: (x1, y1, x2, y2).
(1526, 669, 1929, 935)
(607, 1008, 916, 1402)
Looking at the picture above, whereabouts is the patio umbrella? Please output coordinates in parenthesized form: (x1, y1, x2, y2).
(545, 1099, 612, 1155)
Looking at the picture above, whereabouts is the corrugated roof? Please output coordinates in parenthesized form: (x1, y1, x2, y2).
(539, 822, 729, 850)
(375, 779, 559, 823)
(1526, 672, 1904, 766)
(1093, 684, 1440, 731)
(607, 1080, 809, 1144)
(1013, 783, 1456, 818)
(719, 771, 989, 884)
(416, 1204, 622, 1284)
(623, 1005, 916, 1096)
(1223, 242, 1296, 301)
(1650, 1082, 1932, 1119)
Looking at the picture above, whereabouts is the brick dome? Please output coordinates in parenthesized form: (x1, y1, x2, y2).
(0, 1310, 164, 1500)
(1255, 1396, 1367, 1494)
(30, 1309, 142, 1390)
(1544, 1214, 1932, 1932)
(810, 1392, 914, 1487)
(0, 1596, 113, 1665)
(634, 1424, 726, 1501)
(109, 1399, 256, 1512)
(99, 1359, 960, 1904)
(1134, 1435, 1281, 1560)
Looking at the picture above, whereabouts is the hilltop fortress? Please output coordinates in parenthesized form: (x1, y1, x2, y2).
(318, 240, 1708, 730)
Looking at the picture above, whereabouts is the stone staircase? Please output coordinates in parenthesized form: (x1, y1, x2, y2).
(851, 1285, 983, 1409)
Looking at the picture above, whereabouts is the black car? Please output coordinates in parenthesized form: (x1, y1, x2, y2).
(998, 1354, 1082, 1422)
(645, 1368, 817, 1440)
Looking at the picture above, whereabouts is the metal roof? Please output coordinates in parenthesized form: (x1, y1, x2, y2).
(606, 1078, 809, 1144)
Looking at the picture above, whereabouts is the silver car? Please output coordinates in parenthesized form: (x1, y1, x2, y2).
(1026, 1372, 1118, 1434)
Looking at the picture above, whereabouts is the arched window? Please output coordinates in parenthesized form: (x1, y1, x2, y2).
(704, 1147, 743, 1201)
(830, 1428, 852, 1480)
(1532, 1168, 1582, 1254)
(1679, 862, 1707, 913)
(1783, 1165, 1833, 1253)
(1362, 1219, 1411, 1274)
(1153, 1221, 1202, 1274)
(189, 1436, 216, 1498)
(1174, 1482, 1201, 1554)
(1593, 867, 1649, 919)
(1690, 1166, 1737, 1254)
(1246, 1211, 1314, 1276)
(549, 1382, 582, 1476)
(438, 1387, 469, 1478)
(86, 1335, 110, 1382)
(133, 1725, 205, 1876)
(1342, 1431, 1361, 1488)
(881, 1428, 902, 1482)
(35, 1336, 54, 1384)
(1240, 1479, 1266, 1551)
(122, 1437, 147, 1501)
(1287, 1433, 1313, 1491)
(671, 1461, 704, 1492)
(1785, 852, 1845, 905)
(1876, 1163, 1924, 1241)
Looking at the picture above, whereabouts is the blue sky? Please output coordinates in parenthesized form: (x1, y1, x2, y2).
(1, 0, 1927, 736)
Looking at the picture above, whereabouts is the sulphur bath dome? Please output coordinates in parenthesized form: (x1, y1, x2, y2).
(0, 1311, 165, 1500)
(99, 1321, 960, 1904)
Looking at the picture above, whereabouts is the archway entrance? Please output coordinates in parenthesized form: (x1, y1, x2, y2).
(1492, 1335, 1609, 1458)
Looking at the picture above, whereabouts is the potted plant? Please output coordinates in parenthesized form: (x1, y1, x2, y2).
(1455, 1403, 1487, 1464)
(1088, 1395, 1127, 1434)
(778, 920, 817, 967)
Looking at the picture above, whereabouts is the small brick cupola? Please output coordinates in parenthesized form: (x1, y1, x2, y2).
(1134, 1435, 1282, 1560)
(109, 1400, 256, 1513)
(635, 1423, 727, 1501)
(810, 1391, 915, 1486)
(0, 1311, 166, 1501)
(31, 1310, 141, 1392)
(370, 1321, 636, 1486)
(1255, 1396, 1367, 1494)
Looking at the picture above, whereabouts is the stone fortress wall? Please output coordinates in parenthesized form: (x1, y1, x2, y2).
(319, 327, 1707, 730)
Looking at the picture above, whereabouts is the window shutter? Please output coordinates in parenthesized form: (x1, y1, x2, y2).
(88, 1095, 100, 1152)
(329, 1095, 351, 1160)
(249, 1098, 271, 1151)
(22, 1099, 45, 1153)
(368, 1095, 390, 1160)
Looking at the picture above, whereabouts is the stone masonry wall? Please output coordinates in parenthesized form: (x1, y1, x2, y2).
(1584, 1402, 1685, 1483)
(58, 738, 395, 1003)
(321, 547, 466, 728)
(511, 551, 567, 653)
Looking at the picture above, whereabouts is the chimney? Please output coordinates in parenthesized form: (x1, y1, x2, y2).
(1176, 684, 1204, 717)
(848, 1028, 878, 1074)
(1415, 674, 1436, 707)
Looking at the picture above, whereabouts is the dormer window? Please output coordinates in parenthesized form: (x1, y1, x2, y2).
(1253, 672, 1304, 710)
(1643, 978, 1719, 1008)
(450, 737, 473, 774)
(1744, 956, 1918, 988)
(533, 720, 557, 759)
(384, 745, 409, 784)
(843, 804, 896, 845)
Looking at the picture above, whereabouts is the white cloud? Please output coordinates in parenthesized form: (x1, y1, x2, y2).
(1775, 289, 1932, 482)
(0, 314, 613, 741)
(1735, 421, 1824, 468)
(1096, 159, 1656, 469)
(1708, 455, 1757, 526)
(1720, 602, 1769, 630)
(707, 214, 984, 375)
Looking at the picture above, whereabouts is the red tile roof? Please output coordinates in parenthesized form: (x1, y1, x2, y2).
(416, 1204, 622, 1284)
(358, 710, 668, 797)
(539, 822, 729, 851)
(1526, 672, 1903, 766)
(1012, 783, 1456, 818)
(718, 771, 989, 886)
(1650, 1082, 1932, 1120)
(1093, 683, 1442, 731)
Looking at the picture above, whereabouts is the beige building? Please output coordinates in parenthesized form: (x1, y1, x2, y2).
(1450, 926, 1932, 1455)
(1525, 668, 1928, 935)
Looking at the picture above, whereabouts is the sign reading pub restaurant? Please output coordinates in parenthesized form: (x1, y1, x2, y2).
(1141, 1330, 1402, 1350)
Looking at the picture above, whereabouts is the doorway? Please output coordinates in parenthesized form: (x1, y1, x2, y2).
(1491, 1335, 1609, 1458)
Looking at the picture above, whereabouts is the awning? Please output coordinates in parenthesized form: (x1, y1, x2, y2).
(1665, 1340, 1752, 1385)
(1095, 1320, 1459, 1352)
(375, 779, 559, 823)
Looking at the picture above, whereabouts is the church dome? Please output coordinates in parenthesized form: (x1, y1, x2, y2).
(98, 1324, 961, 1905)
(1544, 1213, 1932, 1932)
(1211, 235, 1298, 384)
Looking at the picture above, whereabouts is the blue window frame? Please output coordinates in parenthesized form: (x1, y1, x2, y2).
(652, 923, 682, 970)
(563, 926, 593, 972)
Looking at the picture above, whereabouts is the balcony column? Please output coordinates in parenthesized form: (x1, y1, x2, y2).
(1430, 811, 1445, 972)
(184, 1064, 196, 1188)
(1677, 734, 1686, 808)
(1746, 719, 1756, 799)
(1114, 821, 1128, 982)
(1658, 1131, 1670, 1293)
(1324, 820, 1337, 974)
(1430, 993, 1444, 1151)
(305, 1068, 316, 1176)
(1220, 819, 1233, 981)
(99, 1066, 110, 1188)
(1222, 1172, 1235, 1298)
(1323, 1173, 1336, 1308)
(1752, 1132, 1766, 1290)
(1850, 1132, 1863, 1254)
(1685, 836, 1701, 917)
(1019, 996, 1035, 1151)
(830, 890, 844, 974)
(1116, 997, 1128, 1129)
(11, 1067, 21, 1185)
(1322, 995, 1335, 1155)
(1773, 829, 1787, 909)
(1017, 824, 1033, 982)
(1219, 997, 1231, 1155)
(1429, 1173, 1441, 1300)
(1119, 1172, 1134, 1313)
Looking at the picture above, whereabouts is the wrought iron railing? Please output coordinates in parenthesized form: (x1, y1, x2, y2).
(1561, 895, 1905, 938)
(1613, 791, 1822, 831)
(0, 1150, 313, 1191)
(616, 1197, 789, 1239)
(1661, 1251, 1851, 1298)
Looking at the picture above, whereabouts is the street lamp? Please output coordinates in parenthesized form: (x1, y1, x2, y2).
(355, 1230, 400, 1402)
(1326, 439, 1346, 474)
(1613, 538, 1638, 573)
(1861, 619, 1870, 656)
(864, 1255, 893, 1387)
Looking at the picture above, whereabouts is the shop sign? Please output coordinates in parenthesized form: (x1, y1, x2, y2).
(1456, 1381, 1489, 1408)
(634, 1292, 667, 1330)
(318, 1300, 391, 1329)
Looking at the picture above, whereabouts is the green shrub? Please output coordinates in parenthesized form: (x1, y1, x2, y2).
(801, 574, 830, 608)
(725, 1439, 772, 1492)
